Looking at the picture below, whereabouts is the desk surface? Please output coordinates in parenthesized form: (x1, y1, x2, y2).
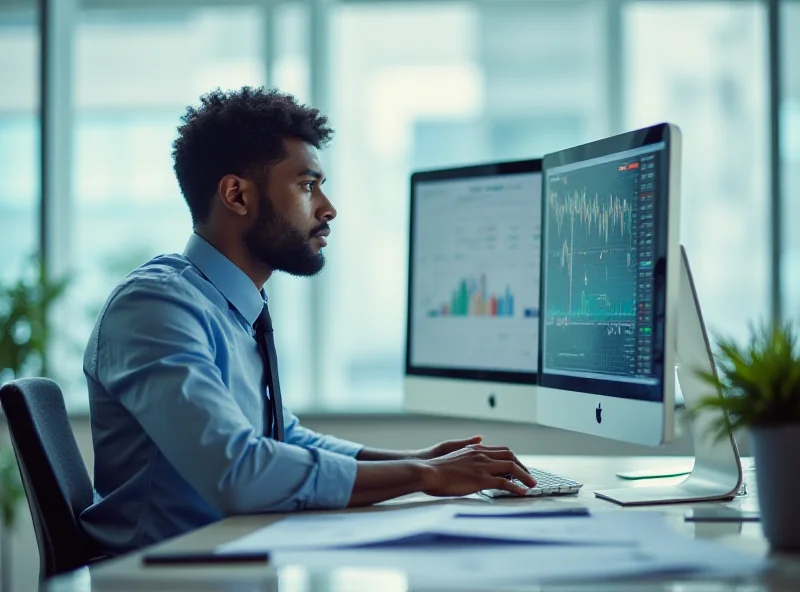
(47, 455, 800, 592)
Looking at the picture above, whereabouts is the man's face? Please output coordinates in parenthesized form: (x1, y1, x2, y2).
(243, 138, 336, 277)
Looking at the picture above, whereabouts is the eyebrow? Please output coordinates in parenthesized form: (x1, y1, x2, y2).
(299, 168, 326, 185)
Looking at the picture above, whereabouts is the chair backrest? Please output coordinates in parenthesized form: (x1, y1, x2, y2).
(0, 377, 97, 579)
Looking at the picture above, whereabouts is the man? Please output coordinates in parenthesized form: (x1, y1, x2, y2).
(81, 87, 536, 556)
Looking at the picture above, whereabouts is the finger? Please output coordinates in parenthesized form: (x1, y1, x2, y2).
(497, 460, 537, 488)
(487, 476, 528, 496)
(508, 452, 529, 475)
(475, 449, 515, 462)
(431, 436, 483, 459)
(440, 436, 483, 454)
(471, 446, 528, 473)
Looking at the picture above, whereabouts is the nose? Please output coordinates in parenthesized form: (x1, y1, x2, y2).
(317, 190, 337, 222)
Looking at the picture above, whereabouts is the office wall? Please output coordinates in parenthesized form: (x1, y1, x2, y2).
(0, 413, 708, 591)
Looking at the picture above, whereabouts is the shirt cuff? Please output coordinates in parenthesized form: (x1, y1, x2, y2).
(306, 447, 358, 509)
(321, 437, 363, 458)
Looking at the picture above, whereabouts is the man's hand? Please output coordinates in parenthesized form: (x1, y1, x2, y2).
(413, 435, 529, 476)
(420, 447, 537, 497)
(414, 435, 483, 460)
(348, 441, 538, 506)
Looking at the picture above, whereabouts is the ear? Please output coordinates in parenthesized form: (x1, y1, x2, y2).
(217, 174, 257, 217)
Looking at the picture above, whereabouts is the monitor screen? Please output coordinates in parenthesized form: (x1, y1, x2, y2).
(407, 161, 542, 382)
(541, 136, 671, 402)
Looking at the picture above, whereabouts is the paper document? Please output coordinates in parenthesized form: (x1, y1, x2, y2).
(453, 505, 590, 518)
(270, 511, 765, 587)
(219, 505, 647, 553)
(272, 545, 702, 588)
(218, 505, 456, 553)
(434, 511, 646, 545)
(219, 506, 765, 585)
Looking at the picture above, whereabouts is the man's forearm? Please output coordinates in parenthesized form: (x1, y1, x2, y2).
(356, 447, 416, 461)
(347, 460, 430, 506)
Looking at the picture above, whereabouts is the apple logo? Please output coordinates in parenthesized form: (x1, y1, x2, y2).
(595, 403, 602, 424)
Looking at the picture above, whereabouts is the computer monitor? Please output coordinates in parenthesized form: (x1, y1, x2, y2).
(403, 124, 741, 506)
(536, 124, 680, 447)
(404, 159, 542, 422)
(539, 123, 742, 505)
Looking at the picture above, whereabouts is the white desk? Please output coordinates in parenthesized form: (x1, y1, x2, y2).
(46, 455, 800, 591)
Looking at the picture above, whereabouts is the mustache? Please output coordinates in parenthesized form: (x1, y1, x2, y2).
(310, 222, 330, 237)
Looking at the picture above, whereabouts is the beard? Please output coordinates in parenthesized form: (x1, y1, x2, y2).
(243, 188, 326, 277)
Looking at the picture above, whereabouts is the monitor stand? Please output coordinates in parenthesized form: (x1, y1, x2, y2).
(594, 246, 743, 506)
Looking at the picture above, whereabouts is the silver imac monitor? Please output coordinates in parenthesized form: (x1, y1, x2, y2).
(537, 123, 681, 447)
(539, 123, 742, 505)
(404, 159, 542, 422)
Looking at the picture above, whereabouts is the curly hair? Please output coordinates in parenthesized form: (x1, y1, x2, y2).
(172, 87, 334, 224)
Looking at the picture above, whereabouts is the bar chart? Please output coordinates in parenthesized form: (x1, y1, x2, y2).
(429, 274, 515, 318)
(410, 171, 541, 373)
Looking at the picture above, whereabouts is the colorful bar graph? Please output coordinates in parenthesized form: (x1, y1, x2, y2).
(428, 274, 516, 318)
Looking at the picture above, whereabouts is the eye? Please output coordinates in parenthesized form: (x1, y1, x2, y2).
(302, 181, 315, 192)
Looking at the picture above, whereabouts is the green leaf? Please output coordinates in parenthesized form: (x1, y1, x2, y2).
(0, 449, 23, 529)
(690, 320, 800, 440)
(0, 253, 69, 378)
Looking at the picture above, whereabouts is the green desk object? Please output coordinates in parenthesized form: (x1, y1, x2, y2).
(615, 465, 693, 480)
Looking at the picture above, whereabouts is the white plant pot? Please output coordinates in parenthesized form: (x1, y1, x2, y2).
(751, 424, 800, 550)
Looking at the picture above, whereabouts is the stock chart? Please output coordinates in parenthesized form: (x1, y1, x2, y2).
(543, 156, 649, 378)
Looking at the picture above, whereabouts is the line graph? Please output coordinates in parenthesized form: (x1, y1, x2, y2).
(550, 189, 633, 245)
(548, 186, 637, 320)
(543, 156, 642, 377)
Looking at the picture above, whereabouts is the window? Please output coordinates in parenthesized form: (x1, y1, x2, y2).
(782, 0, 800, 319)
(25, 0, 788, 413)
(50, 7, 267, 408)
(326, 1, 611, 409)
(0, 14, 38, 283)
(624, 1, 769, 343)
(0, 10, 38, 385)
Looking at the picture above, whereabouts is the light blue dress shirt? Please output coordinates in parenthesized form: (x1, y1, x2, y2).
(80, 233, 361, 555)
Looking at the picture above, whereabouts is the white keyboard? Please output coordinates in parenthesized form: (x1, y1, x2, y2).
(481, 467, 583, 499)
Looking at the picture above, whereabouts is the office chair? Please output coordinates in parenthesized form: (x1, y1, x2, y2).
(0, 377, 102, 580)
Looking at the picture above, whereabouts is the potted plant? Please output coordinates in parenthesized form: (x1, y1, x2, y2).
(692, 321, 800, 550)
(1, 261, 68, 383)
(0, 260, 67, 588)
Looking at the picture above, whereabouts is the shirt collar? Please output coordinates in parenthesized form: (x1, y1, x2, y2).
(183, 233, 265, 327)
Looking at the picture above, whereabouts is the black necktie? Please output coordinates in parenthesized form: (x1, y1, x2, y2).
(254, 303, 285, 441)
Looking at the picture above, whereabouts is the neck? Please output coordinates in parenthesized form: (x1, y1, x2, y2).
(194, 226, 273, 288)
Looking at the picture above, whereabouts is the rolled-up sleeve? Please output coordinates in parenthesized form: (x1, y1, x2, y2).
(283, 411, 363, 458)
(94, 279, 357, 513)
